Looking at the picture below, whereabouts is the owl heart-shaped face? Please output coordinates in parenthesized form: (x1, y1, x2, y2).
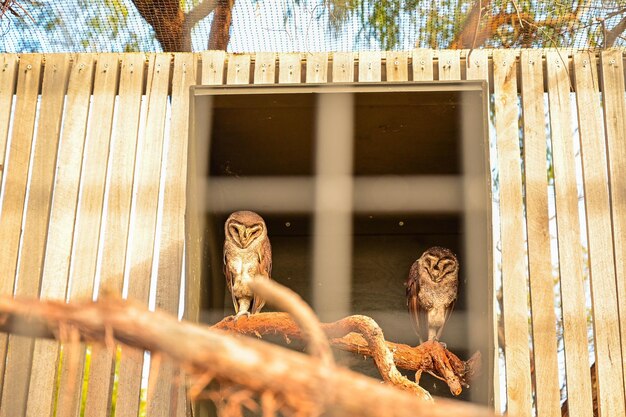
(228, 221, 263, 249)
(422, 250, 458, 282)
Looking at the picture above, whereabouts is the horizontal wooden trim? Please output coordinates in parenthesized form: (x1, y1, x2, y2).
(203, 176, 464, 213)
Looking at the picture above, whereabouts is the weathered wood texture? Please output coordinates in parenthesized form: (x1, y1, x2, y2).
(279, 53, 302, 83)
(46, 54, 96, 417)
(492, 50, 533, 417)
(20, 54, 71, 417)
(149, 52, 197, 417)
(0, 50, 625, 417)
(2, 53, 69, 417)
(600, 49, 626, 398)
(519, 50, 561, 417)
(386, 51, 408, 81)
(546, 51, 595, 417)
(573, 52, 626, 417)
(76, 54, 121, 417)
(117, 53, 171, 417)
(0, 54, 43, 410)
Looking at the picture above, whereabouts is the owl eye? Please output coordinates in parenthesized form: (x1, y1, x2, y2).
(229, 224, 242, 244)
(441, 260, 456, 274)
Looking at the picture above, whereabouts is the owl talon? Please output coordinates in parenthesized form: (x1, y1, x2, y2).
(414, 370, 423, 383)
(233, 311, 251, 323)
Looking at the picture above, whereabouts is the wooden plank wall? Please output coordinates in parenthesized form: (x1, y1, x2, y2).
(0, 50, 625, 417)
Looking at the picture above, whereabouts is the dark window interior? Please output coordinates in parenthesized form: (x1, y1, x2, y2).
(192, 84, 491, 405)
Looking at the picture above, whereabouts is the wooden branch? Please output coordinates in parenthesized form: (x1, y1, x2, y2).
(0, 296, 493, 417)
(185, 0, 218, 32)
(131, 0, 186, 51)
(130, 0, 232, 51)
(248, 277, 334, 367)
(214, 312, 480, 396)
(605, 13, 626, 47)
(249, 277, 431, 400)
(207, 0, 235, 50)
(182, 0, 219, 51)
(450, 0, 492, 49)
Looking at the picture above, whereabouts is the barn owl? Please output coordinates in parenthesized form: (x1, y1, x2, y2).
(406, 246, 459, 343)
(223, 210, 272, 319)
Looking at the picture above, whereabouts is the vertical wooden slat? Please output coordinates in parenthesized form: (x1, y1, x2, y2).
(492, 49, 533, 417)
(465, 50, 488, 81)
(305, 52, 328, 83)
(200, 50, 225, 85)
(0, 54, 42, 404)
(0, 57, 18, 384)
(0, 53, 69, 417)
(358, 51, 381, 82)
(546, 51, 594, 417)
(97, 53, 146, 300)
(22, 54, 72, 417)
(41, 54, 96, 417)
(412, 49, 433, 81)
(332, 52, 354, 82)
(81, 53, 146, 417)
(278, 53, 301, 84)
(114, 53, 171, 417)
(253, 52, 276, 84)
(438, 50, 461, 80)
(148, 52, 197, 417)
(574, 51, 626, 417)
(68, 53, 119, 417)
(520, 50, 561, 417)
(385, 51, 408, 81)
(600, 48, 626, 398)
(0, 54, 18, 187)
(385, 51, 409, 81)
(226, 54, 251, 85)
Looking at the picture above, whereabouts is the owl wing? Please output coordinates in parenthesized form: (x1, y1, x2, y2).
(223, 244, 240, 314)
(406, 263, 428, 343)
(438, 277, 458, 340)
(251, 238, 272, 314)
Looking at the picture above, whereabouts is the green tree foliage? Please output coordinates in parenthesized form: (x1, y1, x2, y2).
(318, 0, 626, 50)
(2, 0, 625, 52)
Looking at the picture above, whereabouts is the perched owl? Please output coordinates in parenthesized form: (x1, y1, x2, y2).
(406, 246, 459, 343)
(223, 210, 272, 319)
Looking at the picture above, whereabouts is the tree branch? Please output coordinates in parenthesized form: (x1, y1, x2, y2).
(207, 0, 235, 50)
(0, 296, 493, 417)
(185, 0, 219, 33)
(605, 13, 626, 47)
(248, 277, 334, 368)
(131, 0, 185, 51)
(214, 312, 479, 396)
(450, 0, 492, 49)
(182, 0, 218, 51)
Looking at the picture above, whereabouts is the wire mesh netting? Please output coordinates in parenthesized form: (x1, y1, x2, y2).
(1, 0, 626, 53)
